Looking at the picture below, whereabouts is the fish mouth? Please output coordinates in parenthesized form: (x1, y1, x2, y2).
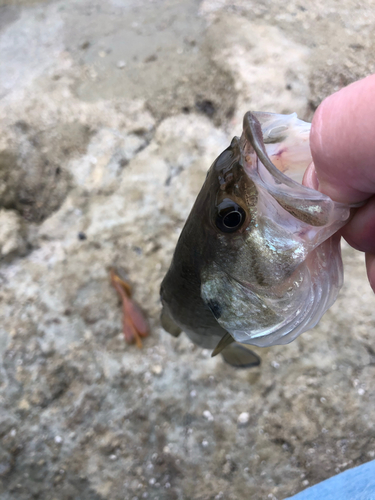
(240, 111, 341, 228)
(241, 112, 300, 187)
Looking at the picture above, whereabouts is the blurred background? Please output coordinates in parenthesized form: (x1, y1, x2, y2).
(0, 1, 375, 499)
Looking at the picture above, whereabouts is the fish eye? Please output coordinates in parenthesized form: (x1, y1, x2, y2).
(216, 200, 246, 233)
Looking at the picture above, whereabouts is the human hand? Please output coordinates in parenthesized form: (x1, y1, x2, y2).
(303, 74, 375, 292)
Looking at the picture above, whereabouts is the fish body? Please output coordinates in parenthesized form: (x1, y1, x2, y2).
(160, 112, 350, 365)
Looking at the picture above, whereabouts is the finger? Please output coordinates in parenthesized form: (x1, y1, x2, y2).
(365, 253, 375, 293)
(341, 195, 375, 253)
(310, 74, 375, 204)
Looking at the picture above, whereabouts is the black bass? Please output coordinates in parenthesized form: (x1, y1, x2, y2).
(160, 112, 350, 367)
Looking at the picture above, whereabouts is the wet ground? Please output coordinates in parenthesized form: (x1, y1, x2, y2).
(0, 1, 375, 499)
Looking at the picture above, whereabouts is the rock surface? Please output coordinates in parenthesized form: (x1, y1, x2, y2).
(0, 1, 374, 499)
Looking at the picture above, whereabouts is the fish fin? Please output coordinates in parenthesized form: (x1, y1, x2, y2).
(211, 331, 235, 357)
(160, 308, 182, 337)
(221, 343, 261, 368)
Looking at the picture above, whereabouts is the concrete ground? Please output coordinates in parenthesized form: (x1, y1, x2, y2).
(0, 1, 374, 499)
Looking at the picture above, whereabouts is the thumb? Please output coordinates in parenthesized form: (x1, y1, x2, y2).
(310, 74, 375, 204)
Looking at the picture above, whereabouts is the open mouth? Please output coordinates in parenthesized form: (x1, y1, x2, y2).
(243, 111, 312, 184)
(240, 111, 345, 229)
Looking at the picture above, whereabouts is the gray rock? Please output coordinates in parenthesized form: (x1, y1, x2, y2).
(0, 1, 375, 500)
(0, 209, 25, 258)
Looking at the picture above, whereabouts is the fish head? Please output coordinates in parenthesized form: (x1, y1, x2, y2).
(199, 134, 258, 255)
(160, 134, 257, 347)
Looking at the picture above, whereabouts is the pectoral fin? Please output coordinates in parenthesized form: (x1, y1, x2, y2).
(221, 344, 261, 368)
(211, 331, 235, 357)
(212, 331, 261, 367)
(160, 308, 182, 337)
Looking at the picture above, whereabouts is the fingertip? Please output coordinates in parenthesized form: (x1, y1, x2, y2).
(310, 94, 349, 202)
(310, 74, 375, 204)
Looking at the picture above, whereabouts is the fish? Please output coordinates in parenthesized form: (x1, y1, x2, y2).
(160, 111, 351, 367)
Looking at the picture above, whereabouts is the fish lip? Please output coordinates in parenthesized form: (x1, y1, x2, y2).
(238, 125, 263, 181)
(242, 111, 298, 188)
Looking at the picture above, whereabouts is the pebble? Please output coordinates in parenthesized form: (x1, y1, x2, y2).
(203, 410, 214, 422)
(117, 60, 126, 69)
(237, 412, 250, 424)
(0, 209, 24, 257)
(151, 365, 163, 375)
